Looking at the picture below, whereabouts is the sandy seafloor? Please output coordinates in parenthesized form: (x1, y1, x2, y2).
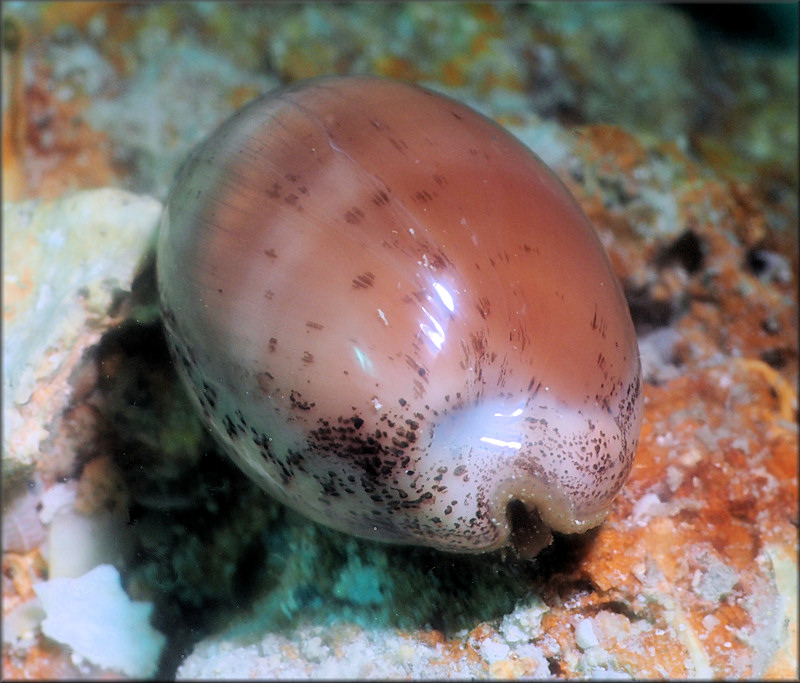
(2, 2, 798, 679)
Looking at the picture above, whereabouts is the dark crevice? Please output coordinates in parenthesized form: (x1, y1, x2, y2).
(507, 499, 553, 560)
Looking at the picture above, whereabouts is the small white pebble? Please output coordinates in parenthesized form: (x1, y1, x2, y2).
(480, 639, 510, 663)
(575, 618, 599, 650)
(632, 492, 667, 525)
(665, 465, 683, 492)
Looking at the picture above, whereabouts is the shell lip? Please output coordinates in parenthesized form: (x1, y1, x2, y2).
(500, 493, 610, 558)
(487, 470, 612, 551)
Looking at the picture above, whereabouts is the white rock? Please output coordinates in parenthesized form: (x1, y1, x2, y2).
(632, 491, 670, 525)
(3, 189, 161, 468)
(33, 564, 166, 678)
(480, 638, 511, 663)
(575, 617, 600, 650)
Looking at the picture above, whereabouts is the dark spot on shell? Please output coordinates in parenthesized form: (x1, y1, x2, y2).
(389, 137, 408, 154)
(344, 207, 365, 224)
(202, 381, 217, 409)
(372, 190, 390, 206)
(351, 272, 375, 289)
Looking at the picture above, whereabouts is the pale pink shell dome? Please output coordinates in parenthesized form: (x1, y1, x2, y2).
(157, 76, 643, 555)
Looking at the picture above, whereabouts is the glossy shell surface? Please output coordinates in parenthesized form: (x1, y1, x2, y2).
(157, 76, 643, 554)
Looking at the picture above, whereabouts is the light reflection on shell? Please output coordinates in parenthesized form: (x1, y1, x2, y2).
(157, 76, 643, 556)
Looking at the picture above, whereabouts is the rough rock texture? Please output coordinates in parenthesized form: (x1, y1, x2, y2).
(3, 189, 160, 475)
